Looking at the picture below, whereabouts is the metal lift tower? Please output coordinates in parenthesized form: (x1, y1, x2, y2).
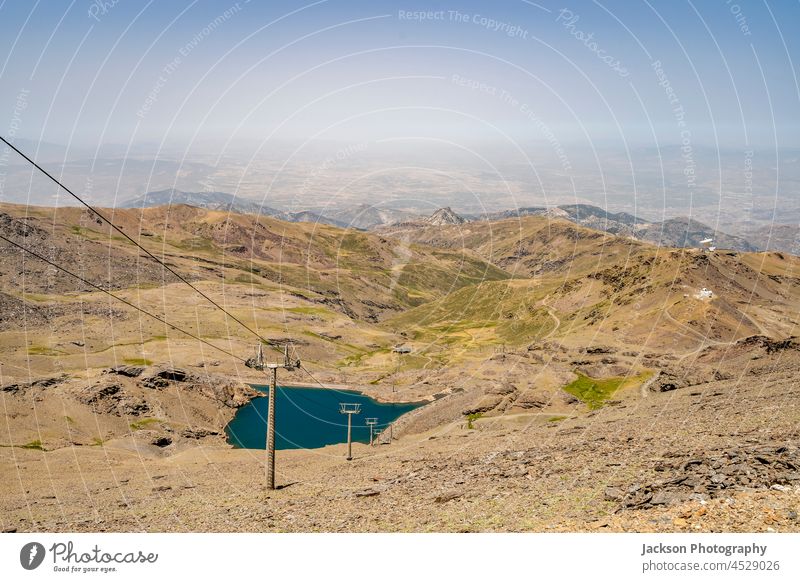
(246, 344, 300, 490)
(339, 403, 362, 460)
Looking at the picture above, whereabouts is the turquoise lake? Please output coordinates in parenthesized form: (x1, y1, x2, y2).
(225, 385, 422, 450)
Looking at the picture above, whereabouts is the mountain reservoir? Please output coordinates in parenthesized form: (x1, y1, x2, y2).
(225, 385, 422, 450)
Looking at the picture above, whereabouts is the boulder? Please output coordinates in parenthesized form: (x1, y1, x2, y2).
(151, 436, 173, 448)
(462, 394, 503, 416)
(108, 365, 145, 378)
(180, 427, 220, 439)
(514, 390, 547, 409)
(585, 345, 616, 354)
(154, 368, 188, 382)
(486, 382, 517, 396)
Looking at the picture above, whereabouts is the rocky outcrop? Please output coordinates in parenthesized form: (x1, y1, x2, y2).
(649, 365, 721, 393)
(614, 445, 800, 510)
(138, 366, 258, 408)
(462, 394, 504, 416)
(185, 374, 259, 408)
(77, 382, 150, 416)
(576, 364, 631, 379)
(486, 382, 517, 396)
(737, 335, 800, 354)
(180, 427, 221, 439)
(514, 391, 548, 409)
(584, 345, 617, 354)
(1, 374, 69, 394)
(107, 365, 145, 378)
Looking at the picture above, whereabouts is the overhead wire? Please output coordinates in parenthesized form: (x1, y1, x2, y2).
(1, 215, 383, 431)
(0, 135, 284, 356)
(1, 136, 367, 411)
(0, 231, 244, 363)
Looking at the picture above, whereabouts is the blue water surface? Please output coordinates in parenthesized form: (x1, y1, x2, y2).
(225, 385, 422, 450)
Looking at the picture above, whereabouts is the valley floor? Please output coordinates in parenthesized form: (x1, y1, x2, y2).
(2, 366, 798, 533)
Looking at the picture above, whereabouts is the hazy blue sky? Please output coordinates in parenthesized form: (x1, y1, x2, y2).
(1, 0, 798, 151)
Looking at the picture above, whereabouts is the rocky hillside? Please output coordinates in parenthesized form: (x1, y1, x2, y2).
(2, 200, 800, 533)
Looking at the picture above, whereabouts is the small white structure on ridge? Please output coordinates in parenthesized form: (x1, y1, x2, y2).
(696, 287, 714, 300)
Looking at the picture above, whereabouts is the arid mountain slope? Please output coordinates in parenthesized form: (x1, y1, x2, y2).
(0, 202, 506, 390)
(2, 203, 800, 533)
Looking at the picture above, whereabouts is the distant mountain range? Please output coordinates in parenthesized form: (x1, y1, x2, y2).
(122, 189, 275, 215)
(477, 204, 757, 252)
(321, 204, 417, 229)
(123, 190, 784, 253)
(122, 189, 350, 228)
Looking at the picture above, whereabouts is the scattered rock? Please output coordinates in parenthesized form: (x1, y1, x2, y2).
(650, 365, 717, 393)
(434, 490, 463, 503)
(180, 427, 220, 439)
(2, 374, 70, 394)
(354, 489, 381, 497)
(462, 395, 503, 416)
(108, 365, 145, 378)
(615, 445, 800, 510)
(486, 382, 517, 396)
(151, 436, 173, 448)
(738, 335, 800, 354)
(514, 391, 547, 409)
(77, 383, 150, 417)
(560, 390, 579, 404)
(585, 345, 616, 354)
(154, 368, 188, 382)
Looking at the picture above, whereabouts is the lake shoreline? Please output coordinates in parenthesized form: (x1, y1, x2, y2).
(225, 384, 425, 451)
(246, 380, 434, 405)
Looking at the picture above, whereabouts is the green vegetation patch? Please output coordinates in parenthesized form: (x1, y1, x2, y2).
(339, 232, 380, 257)
(282, 306, 334, 317)
(563, 373, 628, 409)
(174, 237, 217, 253)
(547, 415, 568, 423)
(393, 258, 509, 305)
(338, 346, 389, 368)
(388, 280, 555, 348)
(130, 418, 161, 430)
(21, 440, 45, 451)
(466, 412, 483, 429)
(27, 345, 64, 356)
(123, 357, 153, 366)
